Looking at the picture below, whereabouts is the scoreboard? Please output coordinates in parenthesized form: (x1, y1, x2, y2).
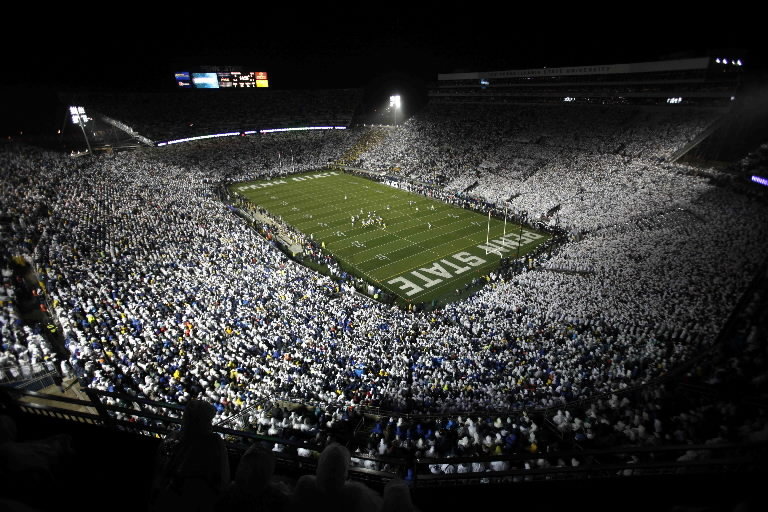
(218, 71, 269, 88)
(176, 70, 269, 89)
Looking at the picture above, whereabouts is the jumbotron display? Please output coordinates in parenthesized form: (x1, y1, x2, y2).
(175, 71, 269, 89)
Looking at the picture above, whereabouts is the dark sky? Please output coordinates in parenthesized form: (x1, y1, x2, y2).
(2, 4, 764, 137)
(5, 5, 764, 91)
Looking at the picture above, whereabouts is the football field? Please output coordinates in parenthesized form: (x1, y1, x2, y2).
(232, 170, 550, 305)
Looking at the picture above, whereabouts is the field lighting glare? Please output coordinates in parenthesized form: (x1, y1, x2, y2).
(69, 106, 89, 125)
(390, 95, 401, 125)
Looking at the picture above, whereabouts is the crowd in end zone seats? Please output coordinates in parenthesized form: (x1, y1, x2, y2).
(357, 103, 720, 232)
(1, 97, 767, 494)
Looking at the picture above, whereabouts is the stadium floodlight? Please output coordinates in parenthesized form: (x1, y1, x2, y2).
(69, 105, 92, 154)
(390, 95, 401, 126)
(723, 58, 729, 64)
(716, 58, 721, 63)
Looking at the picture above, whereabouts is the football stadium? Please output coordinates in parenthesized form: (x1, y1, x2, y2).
(1, 22, 768, 512)
(231, 170, 549, 306)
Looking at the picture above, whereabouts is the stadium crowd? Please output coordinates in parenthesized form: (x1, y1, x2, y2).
(1, 99, 767, 495)
(1, 145, 71, 383)
(358, 103, 720, 233)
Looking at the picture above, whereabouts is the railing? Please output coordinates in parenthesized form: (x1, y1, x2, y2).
(8, 370, 58, 392)
(2, 383, 765, 490)
(411, 442, 767, 487)
(0, 362, 57, 387)
(0, 385, 406, 485)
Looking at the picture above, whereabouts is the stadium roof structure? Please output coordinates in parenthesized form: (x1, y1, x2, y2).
(437, 57, 715, 81)
(430, 55, 747, 109)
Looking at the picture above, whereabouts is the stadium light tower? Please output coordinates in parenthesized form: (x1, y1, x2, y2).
(390, 95, 401, 126)
(69, 106, 93, 155)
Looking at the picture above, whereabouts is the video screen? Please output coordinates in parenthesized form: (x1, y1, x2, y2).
(192, 73, 220, 89)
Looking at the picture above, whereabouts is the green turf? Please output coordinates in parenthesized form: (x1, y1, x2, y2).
(231, 170, 550, 305)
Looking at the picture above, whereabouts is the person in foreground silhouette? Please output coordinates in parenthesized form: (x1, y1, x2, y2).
(151, 399, 230, 512)
(381, 478, 421, 512)
(289, 442, 382, 512)
(216, 443, 289, 511)
(0, 414, 73, 511)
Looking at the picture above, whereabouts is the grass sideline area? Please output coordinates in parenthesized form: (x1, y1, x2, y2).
(231, 170, 550, 305)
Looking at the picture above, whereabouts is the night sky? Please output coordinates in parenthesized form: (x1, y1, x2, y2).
(6, 5, 764, 88)
(2, 5, 764, 136)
